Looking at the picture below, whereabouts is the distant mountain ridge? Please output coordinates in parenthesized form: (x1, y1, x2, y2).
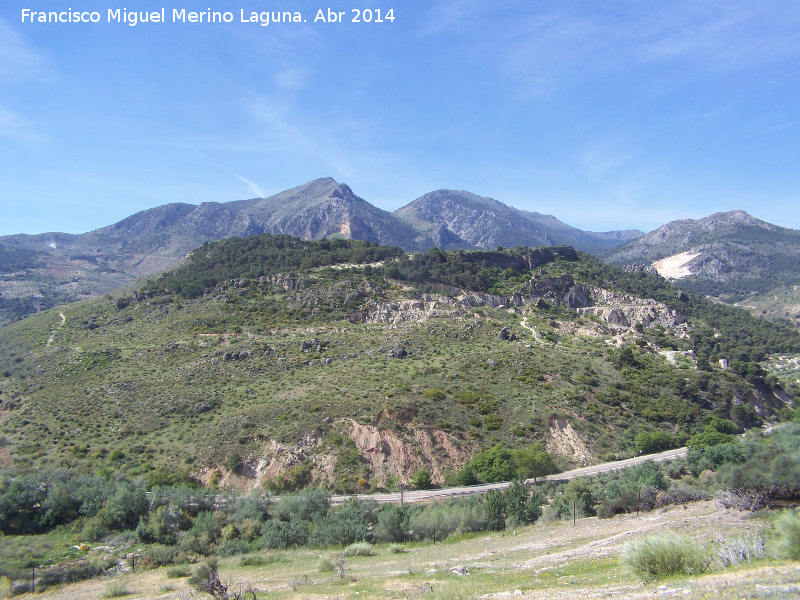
(0, 178, 642, 323)
(395, 189, 642, 251)
(598, 210, 800, 307)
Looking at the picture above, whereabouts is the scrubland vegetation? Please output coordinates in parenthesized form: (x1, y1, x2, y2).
(1, 235, 799, 596)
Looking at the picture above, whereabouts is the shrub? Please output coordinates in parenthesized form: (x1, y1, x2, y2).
(373, 504, 408, 543)
(309, 501, 371, 547)
(101, 581, 131, 598)
(713, 532, 765, 567)
(181, 510, 225, 556)
(239, 555, 286, 567)
(343, 542, 374, 557)
(317, 557, 337, 573)
(464, 444, 517, 483)
(33, 558, 117, 589)
(412, 469, 432, 490)
(388, 544, 408, 554)
(188, 559, 242, 600)
(622, 534, 708, 581)
(165, 566, 191, 579)
(217, 539, 252, 557)
(775, 510, 800, 561)
(656, 483, 711, 507)
(260, 519, 309, 549)
(140, 544, 181, 568)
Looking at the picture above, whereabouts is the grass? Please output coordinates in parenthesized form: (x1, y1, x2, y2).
(101, 580, 131, 598)
(165, 565, 191, 578)
(775, 509, 800, 561)
(5, 501, 800, 600)
(239, 554, 288, 566)
(621, 533, 709, 581)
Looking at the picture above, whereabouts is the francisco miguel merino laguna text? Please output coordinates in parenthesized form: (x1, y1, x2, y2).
(21, 8, 396, 26)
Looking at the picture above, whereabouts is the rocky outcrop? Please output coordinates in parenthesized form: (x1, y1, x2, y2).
(545, 417, 592, 465)
(345, 419, 472, 485)
(577, 287, 688, 331)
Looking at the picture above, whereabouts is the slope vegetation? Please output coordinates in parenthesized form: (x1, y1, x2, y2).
(1, 236, 797, 494)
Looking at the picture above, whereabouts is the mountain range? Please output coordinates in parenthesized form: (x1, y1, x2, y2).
(0, 178, 641, 323)
(1, 177, 799, 327)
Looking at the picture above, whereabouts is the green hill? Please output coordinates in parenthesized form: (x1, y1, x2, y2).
(1, 236, 798, 494)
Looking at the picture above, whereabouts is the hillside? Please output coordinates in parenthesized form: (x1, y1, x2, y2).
(0, 179, 640, 324)
(2, 236, 797, 493)
(597, 211, 800, 311)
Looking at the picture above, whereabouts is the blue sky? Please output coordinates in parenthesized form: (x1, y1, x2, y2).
(1, 1, 799, 237)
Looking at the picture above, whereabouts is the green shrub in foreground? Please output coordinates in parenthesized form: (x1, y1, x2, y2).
(622, 534, 708, 580)
(775, 510, 800, 561)
(343, 542, 374, 557)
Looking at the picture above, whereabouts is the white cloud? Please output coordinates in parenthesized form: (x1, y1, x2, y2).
(442, 2, 800, 101)
(233, 173, 266, 198)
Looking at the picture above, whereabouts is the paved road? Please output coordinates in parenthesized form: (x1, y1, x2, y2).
(329, 447, 688, 505)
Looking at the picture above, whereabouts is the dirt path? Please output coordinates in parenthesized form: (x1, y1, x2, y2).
(45, 312, 66, 349)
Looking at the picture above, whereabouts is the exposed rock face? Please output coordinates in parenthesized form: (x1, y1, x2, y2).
(546, 417, 591, 465)
(345, 419, 472, 485)
(577, 287, 688, 332)
(212, 415, 473, 490)
(360, 277, 687, 335)
(387, 346, 407, 359)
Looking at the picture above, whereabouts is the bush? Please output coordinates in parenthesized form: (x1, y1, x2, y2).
(412, 470, 432, 490)
(343, 542, 374, 557)
(101, 581, 131, 598)
(217, 539, 252, 557)
(317, 557, 337, 573)
(140, 544, 181, 568)
(165, 566, 191, 579)
(656, 483, 711, 507)
(775, 510, 800, 561)
(622, 534, 708, 580)
(713, 532, 765, 567)
(309, 503, 370, 547)
(33, 558, 117, 589)
(239, 555, 286, 567)
(373, 504, 408, 543)
(260, 519, 310, 549)
(388, 544, 408, 553)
